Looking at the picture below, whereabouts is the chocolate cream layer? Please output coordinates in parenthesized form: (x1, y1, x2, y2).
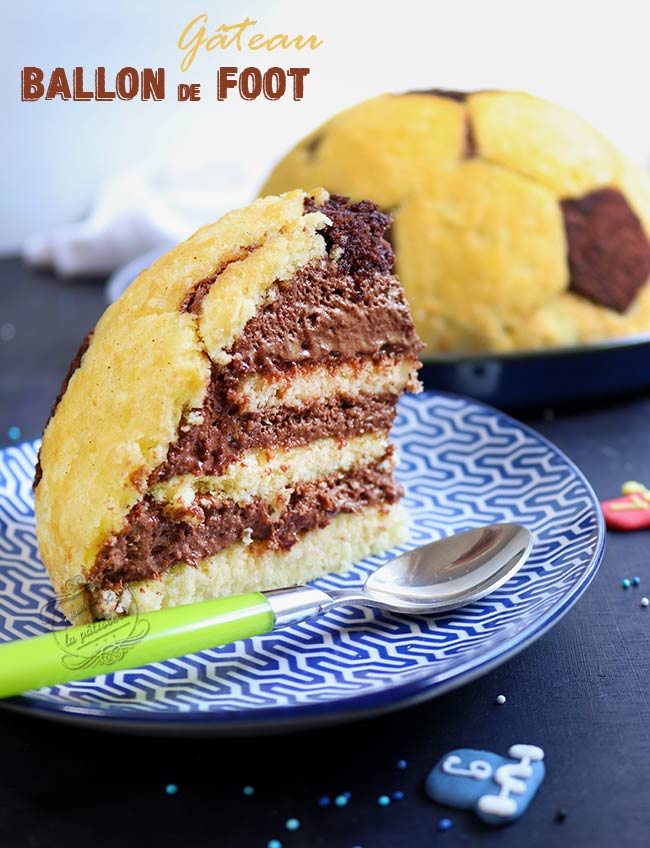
(151, 368, 398, 482)
(91, 459, 401, 588)
(188, 194, 421, 377)
(225, 255, 420, 378)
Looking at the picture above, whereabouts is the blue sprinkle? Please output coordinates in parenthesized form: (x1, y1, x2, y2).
(633, 576, 641, 586)
(392, 790, 404, 801)
(267, 841, 282, 848)
(334, 794, 349, 807)
(622, 578, 631, 589)
(165, 783, 178, 796)
(438, 818, 453, 831)
(396, 759, 407, 769)
(242, 785, 255, 796)
(342, 791, 352, 800)
(285, 819, 300, 832)
(317, 796, 331, 807)
(377, 795, 391, 807)
(8, 426, 21, 441)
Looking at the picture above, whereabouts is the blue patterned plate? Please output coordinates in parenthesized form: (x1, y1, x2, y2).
(0, 393, 604, 734)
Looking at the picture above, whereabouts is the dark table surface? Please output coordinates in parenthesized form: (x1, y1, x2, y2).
(1, 257, 649, 848)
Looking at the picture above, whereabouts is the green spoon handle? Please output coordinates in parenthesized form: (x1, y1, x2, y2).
(0, 592, 275, 699)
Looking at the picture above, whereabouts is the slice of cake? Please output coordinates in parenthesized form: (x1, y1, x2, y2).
(34, 189, 422, 624)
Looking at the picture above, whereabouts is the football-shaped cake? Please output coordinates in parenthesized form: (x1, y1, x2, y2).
(262, 90, 650, 353)
(34, 190, 422, 624)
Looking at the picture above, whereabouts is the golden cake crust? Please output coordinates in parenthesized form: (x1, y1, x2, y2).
(35, 190, 332, 622)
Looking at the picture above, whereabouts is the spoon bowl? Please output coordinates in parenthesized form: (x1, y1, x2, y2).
(361, 523, 533, 613)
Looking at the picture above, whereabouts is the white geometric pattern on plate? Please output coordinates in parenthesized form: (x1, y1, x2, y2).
(0, 392, 603, 730)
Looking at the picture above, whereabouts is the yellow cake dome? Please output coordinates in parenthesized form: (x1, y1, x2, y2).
(262, 90, 650, 353)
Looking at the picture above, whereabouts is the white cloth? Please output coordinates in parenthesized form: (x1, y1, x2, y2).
(22, 156, 265, 277)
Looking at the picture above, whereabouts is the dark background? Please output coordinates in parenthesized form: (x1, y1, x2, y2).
(1, 259, 649, 847)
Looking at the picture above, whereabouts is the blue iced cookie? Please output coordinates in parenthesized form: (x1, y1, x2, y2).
(425, 744, 545, 825)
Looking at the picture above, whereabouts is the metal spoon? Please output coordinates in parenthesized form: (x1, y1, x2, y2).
(0, 523, 531, 699)
(267, 522, 532, 625)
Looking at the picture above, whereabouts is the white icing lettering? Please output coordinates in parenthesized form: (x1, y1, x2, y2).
(477, 744, 545, 818)
(442, 755, 493, 781)
(508, 744, 544, 762)
(478, 793, 518, 816)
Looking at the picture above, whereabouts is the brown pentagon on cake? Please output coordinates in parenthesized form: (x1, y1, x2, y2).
(561, 188, 650, 313)
(34, 189, 422, 624)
